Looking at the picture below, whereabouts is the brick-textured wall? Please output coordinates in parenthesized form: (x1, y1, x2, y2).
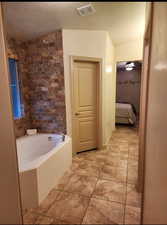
(26, 31, 66, 134)
(7, 30, 66, 137)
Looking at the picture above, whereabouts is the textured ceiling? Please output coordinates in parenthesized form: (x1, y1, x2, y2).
(3, 2, 146, 44)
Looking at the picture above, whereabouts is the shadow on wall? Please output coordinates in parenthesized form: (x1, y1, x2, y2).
(116, 61, 142, 115)
(7, 30, 66, 138)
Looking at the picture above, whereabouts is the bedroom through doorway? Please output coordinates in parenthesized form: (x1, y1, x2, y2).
(116, 61, 142, 127)
(113, 60, 142, 216)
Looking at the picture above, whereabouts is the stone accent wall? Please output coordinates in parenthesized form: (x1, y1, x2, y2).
(26, 31, 66, 134)
(7, 38, 31, 138)
(7, 30, 66, 137)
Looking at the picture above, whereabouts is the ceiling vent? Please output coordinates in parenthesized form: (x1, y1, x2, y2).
(76, 3, 96, 16)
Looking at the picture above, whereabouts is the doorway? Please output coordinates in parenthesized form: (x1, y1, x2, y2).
(114, 60, 143, 222)
(116, 61, 142, 127)
(71, 56, 102, 154)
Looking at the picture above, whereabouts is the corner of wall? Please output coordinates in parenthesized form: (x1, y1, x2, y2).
(103, 32, 116, 145)
(115, 38, 144, 62)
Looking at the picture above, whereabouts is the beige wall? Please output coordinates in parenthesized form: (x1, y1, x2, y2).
(0, 4, 22, 224)
(143, 2, 167, 224)
(62, 29, 116, 147)
(145, 2, 152, 33)
(104, 33, 116, 144)
(115, 38, 143, 62)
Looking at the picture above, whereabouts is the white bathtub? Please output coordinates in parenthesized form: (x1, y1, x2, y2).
(16, 134, 72, 210)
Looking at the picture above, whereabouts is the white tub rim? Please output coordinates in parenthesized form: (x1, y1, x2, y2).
(16, 134, 70, 173)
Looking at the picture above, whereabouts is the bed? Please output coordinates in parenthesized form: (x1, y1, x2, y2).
(115, 103, 137, 125)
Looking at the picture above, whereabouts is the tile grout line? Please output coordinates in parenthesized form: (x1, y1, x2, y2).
(80, 165, 102, 224)
(24, 172, 76, 224)
(50, 154, 106, 224)
(123, 140, 130, 225)
(59, 166, 128, 206)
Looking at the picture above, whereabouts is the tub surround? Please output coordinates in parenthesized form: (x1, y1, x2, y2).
(17, 134, 72, 209)
(8, 32, 70, 211)
(7, 30, 66, 137)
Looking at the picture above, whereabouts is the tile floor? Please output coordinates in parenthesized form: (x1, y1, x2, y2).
(23, 126, 142, 224)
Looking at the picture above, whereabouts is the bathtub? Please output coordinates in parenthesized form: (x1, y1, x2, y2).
(16, 134, 72, 210)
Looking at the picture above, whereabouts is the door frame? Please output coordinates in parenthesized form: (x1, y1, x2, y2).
(140, 3, 153, 224)
(70, 56, 103, 154)
(116, 59, 142, 119)
(137, 25, 152, 194)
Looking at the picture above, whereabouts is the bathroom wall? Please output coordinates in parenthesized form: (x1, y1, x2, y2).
(104, 33, 116, 144)
(7, 30, 66, 137)
(7, 38, 31, 138)
(25, 31, 66, 134)
(116, 65, 141, 114)
(62, 29, 116, 147)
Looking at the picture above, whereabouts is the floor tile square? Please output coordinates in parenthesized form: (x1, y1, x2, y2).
(128, 159, 138, 168)
(35, 215, 54, 224)
(127, 166, 138, 184)
(23, 212, 54, 224)
(64, 174, 98, 197)
(125, 205, 141, 224)
(105, 157, 128, 169)
(100, 165, 127, 183)
(23, 212, 38, 224)
(52, 218, 76, 224)
(77, 152, 106, 167)
(93, 179, 126, 204)
(82, 198, 124, 224)
(56, 170, 74, 191)
(30, 189, 62, 214)
(126, 184, 142, 208)
(47, 192, 90, 224)
(74, 163, 100, 178)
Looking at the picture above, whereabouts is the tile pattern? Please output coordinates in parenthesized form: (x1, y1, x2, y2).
(7, 30, 66, 138)
(26, 31, 66, 134)
(23, 126, 141, 224)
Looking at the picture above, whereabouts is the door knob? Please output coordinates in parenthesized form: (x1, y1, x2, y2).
(75, 112, 80, 116)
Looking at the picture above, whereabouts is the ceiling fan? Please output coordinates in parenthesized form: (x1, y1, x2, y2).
(125, 62, 135, 71)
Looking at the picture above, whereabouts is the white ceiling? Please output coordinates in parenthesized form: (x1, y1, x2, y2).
(3, 2, 146, 44)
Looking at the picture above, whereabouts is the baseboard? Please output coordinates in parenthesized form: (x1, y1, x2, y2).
(103, 128, 116, 148)
(102, 137, 111, 150)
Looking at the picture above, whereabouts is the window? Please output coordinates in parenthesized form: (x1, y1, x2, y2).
(8, 58, 24, 119)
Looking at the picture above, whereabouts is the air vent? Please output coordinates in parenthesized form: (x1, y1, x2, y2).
(76, 3, 96, 16)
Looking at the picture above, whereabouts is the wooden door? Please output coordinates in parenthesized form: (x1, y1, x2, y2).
(72, 61, 98, 153)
